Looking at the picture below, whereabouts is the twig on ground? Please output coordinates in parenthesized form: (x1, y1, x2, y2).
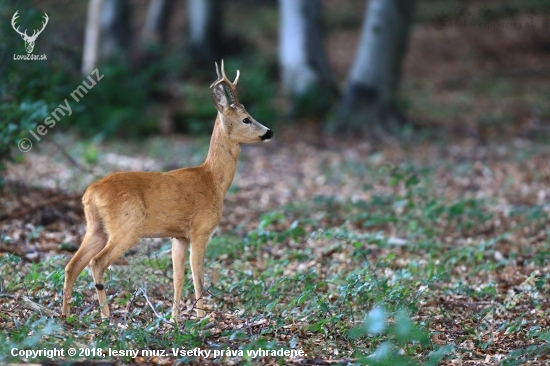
(139, 286, 175, 326)
(19, 296, 60, 317)
(0, 193, 81, 222)
(180, 286, 211, 332)
(0, 243, 29, 259)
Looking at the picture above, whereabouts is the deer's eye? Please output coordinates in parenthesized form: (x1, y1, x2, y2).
(242, 118, 251, 124)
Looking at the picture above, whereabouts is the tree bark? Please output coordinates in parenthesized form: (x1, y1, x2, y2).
(278, 0, 333, 98)
(82, 0, 132, 74)
(187, 0, 222, 65)
(142, 0, 173, 45)
(82, 0, 102, 74)
(335, 0, 415, 135)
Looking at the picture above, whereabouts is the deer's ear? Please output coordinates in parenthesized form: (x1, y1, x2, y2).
(211, 85, 229, 114)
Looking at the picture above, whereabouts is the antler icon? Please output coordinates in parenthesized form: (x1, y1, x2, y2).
(11, 11, 49, 54)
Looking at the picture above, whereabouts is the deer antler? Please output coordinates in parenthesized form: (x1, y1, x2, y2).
(210, 60, 241, 106)
(11, 11, 27, 37)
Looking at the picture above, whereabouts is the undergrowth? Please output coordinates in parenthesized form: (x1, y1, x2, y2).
(1, 159, 549, 364)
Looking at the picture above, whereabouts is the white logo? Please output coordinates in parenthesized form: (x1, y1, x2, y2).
(11, 10, 49, 54)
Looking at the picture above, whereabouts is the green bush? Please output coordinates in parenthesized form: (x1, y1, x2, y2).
(0, 1, 280, 180)
(60, 56, 162, 138)
(0, 2, 72, 178)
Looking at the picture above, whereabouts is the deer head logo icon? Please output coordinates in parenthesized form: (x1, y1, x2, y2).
(11, 11, 49, 54)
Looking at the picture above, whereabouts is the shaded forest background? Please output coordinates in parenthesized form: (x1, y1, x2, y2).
(1, 0, 549, 156)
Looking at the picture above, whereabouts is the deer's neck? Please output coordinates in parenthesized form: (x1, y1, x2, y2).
(203, 115, 240, 195)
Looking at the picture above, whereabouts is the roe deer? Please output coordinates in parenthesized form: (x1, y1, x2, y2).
(62, 61, 273, 320)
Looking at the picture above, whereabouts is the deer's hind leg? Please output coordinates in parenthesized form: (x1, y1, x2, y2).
(62, 205, 107, 317)
(89, 231, 139, 319)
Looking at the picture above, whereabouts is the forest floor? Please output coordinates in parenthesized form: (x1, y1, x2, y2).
(1, 125, 550, 365)
(2, 0, 550, 365)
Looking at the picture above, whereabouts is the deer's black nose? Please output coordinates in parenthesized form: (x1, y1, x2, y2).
(261, 129, 273, 140)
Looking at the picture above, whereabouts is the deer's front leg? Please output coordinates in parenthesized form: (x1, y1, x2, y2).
(172, 237, 189, 322)
(189, 233, 211, 318)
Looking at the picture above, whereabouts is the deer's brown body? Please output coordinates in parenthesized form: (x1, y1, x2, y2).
(62, 61, 272, 320)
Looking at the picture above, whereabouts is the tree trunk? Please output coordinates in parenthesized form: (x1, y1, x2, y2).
(187, 0, 222, 65)
(335, 0, 415, 135)
(142, 0, 173, 45)
(82, 0, 102, 74)
(82, 0, 132, 74)
(278, 0, 333, 99)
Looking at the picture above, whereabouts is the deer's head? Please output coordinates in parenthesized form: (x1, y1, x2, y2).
(210, 61, 273, 144)
(11, 11, 49, 54)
